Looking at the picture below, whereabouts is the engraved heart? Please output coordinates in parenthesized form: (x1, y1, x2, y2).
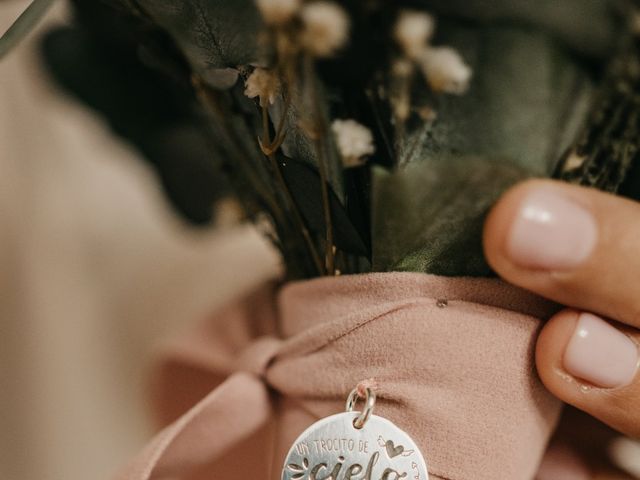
(385, 440, 404, 458)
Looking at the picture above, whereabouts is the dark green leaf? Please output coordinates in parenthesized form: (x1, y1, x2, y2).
(372, 157, 532, 276)
(279, 157, 369, 256)
(400, 24, 595, 176)
(408, 0, 619, 59)
(136, 0, 262, 88)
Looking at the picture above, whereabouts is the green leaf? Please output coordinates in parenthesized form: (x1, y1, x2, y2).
(136, 0, 262, 88)
(273, 81, 346, 200)
(370, 23, 598, 277)
(372, 157, 532, 276)
(410, 0, 619, 59)
(401, 24, 594, 177)
(279, 157, 369, 256)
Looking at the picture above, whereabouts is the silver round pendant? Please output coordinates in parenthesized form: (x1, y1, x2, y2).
(281, 390, 430, 480)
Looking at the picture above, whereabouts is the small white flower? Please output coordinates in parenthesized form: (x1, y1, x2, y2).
(417, 106, 438, 122)
(419, 46, 472, 95)
(301, 1, 350, 58)
(393, 97, 411, 123)
(244, 68, 281, 107)
(254, 212, 278, 240)
(331, 119, 375, 168)
(392, 58, 414, 78)
(255, 0, 301, 25)
(394, 10, 435, 59)
(214, 198, 244, 227)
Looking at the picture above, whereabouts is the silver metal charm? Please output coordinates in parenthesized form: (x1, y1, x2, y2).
(282, 387, 430, 480)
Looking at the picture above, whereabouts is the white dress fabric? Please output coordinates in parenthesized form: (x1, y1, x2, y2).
(0, 3, 280, 479)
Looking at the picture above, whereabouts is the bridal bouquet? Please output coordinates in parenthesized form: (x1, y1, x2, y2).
(4, 1, 640, 479)
(3, 0, 632, 280)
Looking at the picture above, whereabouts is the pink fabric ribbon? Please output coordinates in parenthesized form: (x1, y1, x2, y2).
(116, 272, 563, 480)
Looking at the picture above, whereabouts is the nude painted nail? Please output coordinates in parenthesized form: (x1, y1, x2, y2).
(563, 313, 639, 389)
(507, 189, 597, 270)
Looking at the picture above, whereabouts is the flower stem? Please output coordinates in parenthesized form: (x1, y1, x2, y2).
(392, 64, 415, 167)
(315, 139, 335, 275)
(304, 54, 335, 275)
(261, 105, 325, 275)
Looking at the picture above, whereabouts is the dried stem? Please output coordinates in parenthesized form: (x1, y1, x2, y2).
(260, 104, 325, 275)
(392, 63, 415, 167)
(402, 109, 436, 167)
(193, 79, 278, 213)
(272, 93, 292, 147)
(316, 138, 335, 274)
(195, 76, 322, 277)
(260, 93, 292, 154)
(304, 54, 335, 274)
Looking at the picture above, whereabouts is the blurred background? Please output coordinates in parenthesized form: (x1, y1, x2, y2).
(4, 1, 640, 479)
(0, 1, 280, 479)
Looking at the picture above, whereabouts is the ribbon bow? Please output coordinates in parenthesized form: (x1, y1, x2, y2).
(116, 273, 561, 480)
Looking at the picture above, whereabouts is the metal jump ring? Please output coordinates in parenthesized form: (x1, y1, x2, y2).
(345, 387, 376, 429)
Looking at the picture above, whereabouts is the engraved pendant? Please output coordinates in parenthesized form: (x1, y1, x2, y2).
(281, 387, 430, 480)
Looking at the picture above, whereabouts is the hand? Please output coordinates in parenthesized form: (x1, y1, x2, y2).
(483, 180, 640, 477)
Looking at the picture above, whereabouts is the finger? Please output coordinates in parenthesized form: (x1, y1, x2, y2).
(536, 309, 640, 438)
(484, 179, 640, 328)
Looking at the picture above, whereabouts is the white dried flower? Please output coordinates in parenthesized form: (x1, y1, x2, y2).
(392, 58, 414, 78)
(419, 46, 472, 95)
(214, 198, 244, 228)
(417, 106, 438, 122)
(331, 119, 375, 168)
(394, 10, 435, 59)
(254, 212, 278, 241)
(393, 97, 411, 123)
(255, 0, 301, 25)
(301, 1, 350, 58)
(244, 68, 281, 107)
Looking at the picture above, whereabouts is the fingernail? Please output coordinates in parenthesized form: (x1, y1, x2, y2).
(507, 189, 597, 270)
(563, 313, 639, 389)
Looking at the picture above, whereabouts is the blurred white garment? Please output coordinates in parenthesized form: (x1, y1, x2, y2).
(0, 2, 280, 479)
(610, 438, 640, 479)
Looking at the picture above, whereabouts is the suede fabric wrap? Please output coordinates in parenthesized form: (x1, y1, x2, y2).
(116, 272, 562, 480)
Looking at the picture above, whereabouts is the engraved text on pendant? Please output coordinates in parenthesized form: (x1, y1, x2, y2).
(281, 412, 430, 480)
